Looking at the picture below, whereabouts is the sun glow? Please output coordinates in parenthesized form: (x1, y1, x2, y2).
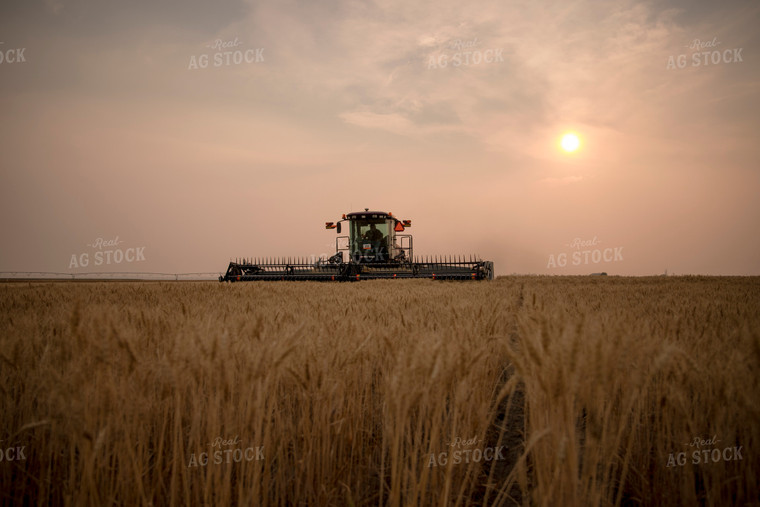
(560, 133, 580, 153)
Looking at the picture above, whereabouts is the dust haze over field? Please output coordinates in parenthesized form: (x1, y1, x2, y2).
(0, 0, 759, 276)
(1, 277, 758, 505)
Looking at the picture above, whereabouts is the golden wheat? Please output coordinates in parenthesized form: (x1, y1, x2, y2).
(0, 277, 758, 506)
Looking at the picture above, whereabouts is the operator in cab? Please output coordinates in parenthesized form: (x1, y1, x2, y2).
(363, 223, 384, 242)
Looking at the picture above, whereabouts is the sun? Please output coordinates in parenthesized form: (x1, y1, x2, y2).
(560, 133, 581, 153)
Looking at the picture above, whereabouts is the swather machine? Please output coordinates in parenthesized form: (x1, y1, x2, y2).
(220, 209, 494, 281)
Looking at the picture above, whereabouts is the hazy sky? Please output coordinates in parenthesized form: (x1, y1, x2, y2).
(1, 0, 758, 276)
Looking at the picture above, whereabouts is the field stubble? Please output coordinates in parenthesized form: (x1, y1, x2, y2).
(0, 276, 758, 506)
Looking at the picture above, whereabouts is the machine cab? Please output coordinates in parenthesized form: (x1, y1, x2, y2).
(326, 209, 412, 263)
(348, 211, 392, 262)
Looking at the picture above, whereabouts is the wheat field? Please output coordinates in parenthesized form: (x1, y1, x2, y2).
(0, 276, 758, 506)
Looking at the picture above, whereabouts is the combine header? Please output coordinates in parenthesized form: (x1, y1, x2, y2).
(220, 209, 494, 282)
